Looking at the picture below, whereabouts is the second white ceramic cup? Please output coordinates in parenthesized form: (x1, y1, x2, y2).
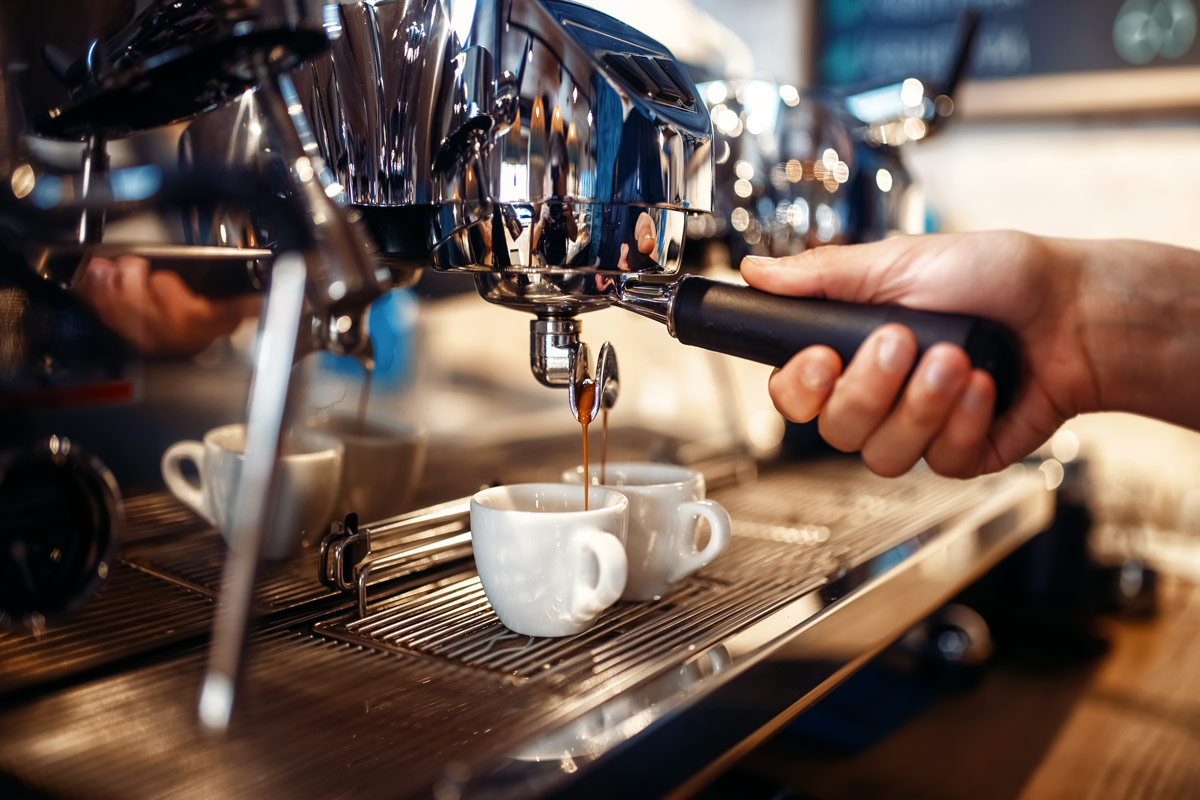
(470, 483, 629, 637)
(306, 412, 428, 524)
(161, 423, 344, 560)
(563, 462, 732, 600)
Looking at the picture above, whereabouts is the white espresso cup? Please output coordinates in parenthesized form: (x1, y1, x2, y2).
(470, 483, 629, 637)
(562, 462, 732, 601)
(161, 423, 344, 560)
(305, 413, 428, 524)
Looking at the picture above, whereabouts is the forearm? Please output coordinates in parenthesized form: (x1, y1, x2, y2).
(1070, 237, 1200, 426)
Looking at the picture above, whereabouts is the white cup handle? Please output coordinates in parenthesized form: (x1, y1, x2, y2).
(569, 529, 628, 624)
(160, 441, 214, 525)
(670, 499, 732, 583)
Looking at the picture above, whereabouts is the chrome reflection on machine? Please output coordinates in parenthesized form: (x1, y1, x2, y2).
(298, 0, 714, 390)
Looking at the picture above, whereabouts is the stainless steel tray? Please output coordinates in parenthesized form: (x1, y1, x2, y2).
(0, 459, 1054, 799)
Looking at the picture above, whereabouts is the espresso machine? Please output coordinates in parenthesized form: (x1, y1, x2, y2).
(0, 3, 1055, 798)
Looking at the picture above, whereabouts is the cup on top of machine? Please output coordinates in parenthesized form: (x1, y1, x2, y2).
(160, 424, 343, 560)
(470, 483, 628, 637)
(562, 463, 731, 601)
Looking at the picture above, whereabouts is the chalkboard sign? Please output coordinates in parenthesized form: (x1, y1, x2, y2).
(817, 0, 1200, 89)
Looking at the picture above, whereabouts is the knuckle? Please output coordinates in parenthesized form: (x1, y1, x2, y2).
(863, 450, 911, 478)
(817, 414, 862, 453)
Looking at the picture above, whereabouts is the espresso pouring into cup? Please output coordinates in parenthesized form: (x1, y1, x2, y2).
(563, 463, 731, 601)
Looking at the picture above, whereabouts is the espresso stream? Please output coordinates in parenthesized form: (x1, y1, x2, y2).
(577, 381, 596, 510)
(600, 408, 609, 486)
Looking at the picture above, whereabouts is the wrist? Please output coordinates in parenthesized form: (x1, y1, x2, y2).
(1071, 237, 1200, 424)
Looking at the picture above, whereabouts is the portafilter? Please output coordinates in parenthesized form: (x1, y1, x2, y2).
(300, 0, 1021, 415)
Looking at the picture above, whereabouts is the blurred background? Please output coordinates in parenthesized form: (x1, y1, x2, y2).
(5, 1, 1200, 796)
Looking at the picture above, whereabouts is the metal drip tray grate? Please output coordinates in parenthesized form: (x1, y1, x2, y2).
(318, 461, 999, 690)
(0, 564, 213, 695)
(121, 492, 340, 614)
(713, 460, 999, 565)
(125, 531, 337, 613)
(320, 535, 824, 687)
(123, 492, 214, 544)
(0, 460, 1051, 800)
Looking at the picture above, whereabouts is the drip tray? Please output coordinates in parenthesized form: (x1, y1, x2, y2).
(0, 461, 1054, 799)
(0, 564, 213, 696)
(317, 534, 824, 687)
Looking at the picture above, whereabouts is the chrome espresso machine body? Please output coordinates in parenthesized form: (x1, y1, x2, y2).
(1, 3, 1055, 799)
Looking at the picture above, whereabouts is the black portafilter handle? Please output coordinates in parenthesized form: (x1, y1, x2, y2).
(670, 277, 1021, 417)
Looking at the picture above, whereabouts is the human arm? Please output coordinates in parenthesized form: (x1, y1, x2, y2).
(75, 256, 259, 356)
(741, 231, 1200, 478)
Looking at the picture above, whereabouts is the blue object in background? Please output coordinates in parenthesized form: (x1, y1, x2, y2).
(317, 289, 419, 391)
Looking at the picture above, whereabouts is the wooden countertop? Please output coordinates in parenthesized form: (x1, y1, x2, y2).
(713, 576, 1200, 800)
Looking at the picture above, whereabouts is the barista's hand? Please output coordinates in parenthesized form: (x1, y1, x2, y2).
(742, 232, 1102, 478)
(617, 213, 658, 270)
(76, 256, 259, 356)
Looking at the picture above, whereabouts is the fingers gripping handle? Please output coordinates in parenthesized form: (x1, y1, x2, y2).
(670, 277, 1021, 416)
(670, 499, 732, 584)
(160, 441, 214, 525)
(569, 530, 628, 624)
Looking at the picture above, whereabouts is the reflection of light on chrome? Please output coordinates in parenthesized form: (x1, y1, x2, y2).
(779, 84, 800, 106)
(815, 203, 835, 242)
(821, 148, 838, 170)
(295, 157, 314, 182)
(715, 139, 731, 165)
(572, 86, 578, 103)
(776, 201, 790, 224)
(710, 103, 727, 122)
(730, 207, 751, 232)
(587, 110, 594, 126)
(11, 164, 35, 199)
(1050, 429, 1080, 463)
(328, 280, 347, 302)
(706, 81, 728, 105)
(903, 117, 927, 141)
(745, 112, 766, 135)
(219, 224, 229, 244)
(832, 161, 850, 183)
(734, 160, 754, 180)
(744, 226, 762, 245)
(876, 168, 894, 193)
(324, 181, 344, 198)
(935, 94, 955, 116)
(449, 0, 478, 44)
(717, 108, 742, 136)
(786, 159, 803, 182)
(733, 178, 753, 198)
(748, 409, 786, 452)
(901, 78, 925, 108)
(823, 177, 839, 193)
(335, 315, 353, 334)
(499, 162, 527, 202)
(1040, 459, 1065, 491)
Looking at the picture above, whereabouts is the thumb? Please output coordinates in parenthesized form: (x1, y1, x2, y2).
(741, 241, 901, 304)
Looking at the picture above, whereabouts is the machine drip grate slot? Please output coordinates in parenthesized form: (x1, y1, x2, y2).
(123, 526, 339, 613)
(317, 535, 829, 686)
(0, 564, 213, 695)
